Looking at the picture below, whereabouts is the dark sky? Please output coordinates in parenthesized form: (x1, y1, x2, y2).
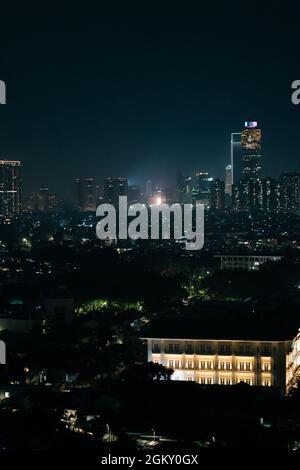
(0, 1, 299, 198)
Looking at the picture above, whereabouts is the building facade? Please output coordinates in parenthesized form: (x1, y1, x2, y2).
(215, 254, 282, 271)
(104, 177, 128, 206)
(230, 132, 241, 184)
(210, 178, 225, 210)
(145, 337, 288, 393)
(0, 160, 22, 217)
(74, 177, 95, 212)
(241, 121, 262, 180)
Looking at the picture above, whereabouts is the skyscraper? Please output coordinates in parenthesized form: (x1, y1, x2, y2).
(146, 179, 153, 198)
(241, 121, 262, 179)
(225, 164, 232, 196)
(232, 178, 264, 212)
(176, 171, 185, 203)
(230, 133, 241, 184)
(104, 177, 128, 206)
(74, 177, 95, 212)
(279, 172, 300, 214)
(210, 179, 225, 210)
(0, 160, 21, 217)
(193, 172, 213, 205)
(38, 186, 49, 212)
(128, 185, 141, 204)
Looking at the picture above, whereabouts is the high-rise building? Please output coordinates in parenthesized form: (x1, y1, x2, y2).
(225, 164, 232, 196)
(128, 185, 141, 204)
(241, 121, 262, 179)
(74, 177, 95, 212)
(210, 179, 225, 210)
(104, 177, 128, 206)
(262, 177, 280, 212)
(232, 178, 264, 212)
(0, 160, 21, 217)
(176, 171, 185, 203)
(146, 179, 153, 198)
(38, 186, 49, 212)
(230, 133, 241, 184)
(193, 172, 213, 206)
(164, 187, 175, 205)
(279, 172, 300, 214)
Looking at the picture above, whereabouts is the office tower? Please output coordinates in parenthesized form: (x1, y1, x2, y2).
(104, 177, 128, 206)
(225, 164, 232, 196)
(164, 187, 175, 205)
(38, 186, 49, 212)
(262, 177, 280, 212)
(193, 172, 213, 205)
(210, 179, 225, 210)
(48, 193, 58, 212)
(176, 171, 185, 203)
(128, 185, 141, 204)
(279, 172, 300, 214)
(95, 184, 103, 206)
(0, 160, 21, 217)
(146, 179, 153, 198)
(230, 132, 241, 184)
(74, 177, 95, 212)
(241, 121, 262, 179)
(183, 176, 193, 204)
(232, 178, 263, 212)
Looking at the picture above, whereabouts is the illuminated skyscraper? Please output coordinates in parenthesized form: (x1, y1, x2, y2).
(225, 164, 232, 196)
(74, 177, 95, 212)
(279, 172, 300, 214)
(193, 172, 213, 205)
(0, 160, 21, 217)
(241, 121, 262, 179)
(210, 179, 225, 210)
(104, 177, 128, 206)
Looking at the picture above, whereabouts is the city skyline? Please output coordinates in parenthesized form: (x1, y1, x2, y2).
(0, 3, 300, 198)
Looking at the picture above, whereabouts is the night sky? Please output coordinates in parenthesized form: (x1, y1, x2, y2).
(0, 2, 299, 198)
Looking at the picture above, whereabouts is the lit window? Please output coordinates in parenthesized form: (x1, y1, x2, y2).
(200, 361, 205, 370)
(226, 362, 231, 370)
(187, 361, 193, 369)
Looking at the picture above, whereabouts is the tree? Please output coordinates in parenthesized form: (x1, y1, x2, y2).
(120, 362, 173, 383)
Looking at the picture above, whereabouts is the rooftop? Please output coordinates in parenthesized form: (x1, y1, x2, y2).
(142, 307, 300, 342)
